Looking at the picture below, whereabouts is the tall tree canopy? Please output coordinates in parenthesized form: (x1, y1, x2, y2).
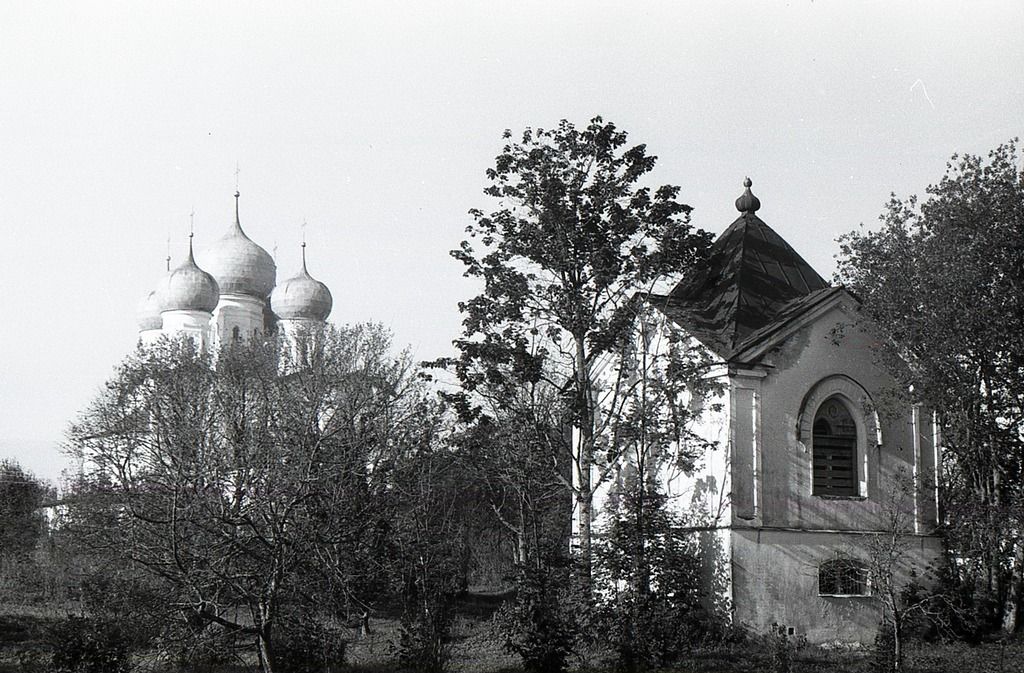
(836, 140, 1024, 632)
(443, 117, 713, 581)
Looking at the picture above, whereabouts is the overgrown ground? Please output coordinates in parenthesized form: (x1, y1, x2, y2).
(3, 598, 1024, 673)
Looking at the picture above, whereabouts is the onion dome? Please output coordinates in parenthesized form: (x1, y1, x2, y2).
(735, 177, 761, 214)
(200, 192, 277, 298)
(271, 243, 333, 321)
(160, 236, 220, 313)
(136, 289, 163, 330)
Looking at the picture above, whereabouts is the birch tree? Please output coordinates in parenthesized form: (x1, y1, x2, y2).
(441, 117, 712, 586)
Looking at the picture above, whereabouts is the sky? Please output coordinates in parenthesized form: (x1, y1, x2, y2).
(1, 1, 1021, 485)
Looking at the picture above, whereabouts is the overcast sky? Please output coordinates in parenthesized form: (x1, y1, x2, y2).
(1, 1, 1021, 484)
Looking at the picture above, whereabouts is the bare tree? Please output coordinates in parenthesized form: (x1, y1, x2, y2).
(65, 325, 430, 673)
(867, 473, 934, 673)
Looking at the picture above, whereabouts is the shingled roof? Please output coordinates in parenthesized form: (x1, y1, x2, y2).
(648, 179, 831, 358)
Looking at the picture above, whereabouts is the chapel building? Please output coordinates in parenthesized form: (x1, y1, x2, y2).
(605, 179, 944, 644)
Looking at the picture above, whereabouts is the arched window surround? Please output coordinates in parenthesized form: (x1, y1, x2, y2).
(797, 375, 879, 499)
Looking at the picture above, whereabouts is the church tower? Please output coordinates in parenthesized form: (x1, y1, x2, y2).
(158, 234, 220, 349)
(270, 241, 333, 367)
(200, 192, 277, 346)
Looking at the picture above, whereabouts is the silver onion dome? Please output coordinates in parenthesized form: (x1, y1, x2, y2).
(200, 192, 276, 298)
(160, 237, 220, 313)
(270, 244, 333, 321)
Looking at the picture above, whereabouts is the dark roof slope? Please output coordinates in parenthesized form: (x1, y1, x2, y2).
(649, 201, 830, 358)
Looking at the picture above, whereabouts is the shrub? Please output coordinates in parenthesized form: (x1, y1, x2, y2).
(764, 624, 806, 673)
(168, 623, 243, 669)
(274, 612, 347, 673)
(78, 569, 165, 648)
(594, 482, 730, 670)
(396, 600, 453, 673)
(493, 563, 581, 673)
(871, 621, 896, 673)
(48, 615, 131, 673)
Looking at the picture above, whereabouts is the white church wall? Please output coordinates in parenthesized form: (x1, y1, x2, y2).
(727, 296, 943, 644)
(160, 310, 213, 350)
(751, 298, 939, 533)
(731, 527, 944, 644)
(213, 293, 267, 346)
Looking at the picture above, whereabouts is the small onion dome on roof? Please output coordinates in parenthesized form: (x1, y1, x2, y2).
(735, 177, 761, 214)
(136, 288, 163, 331)
(271, 244, 333, 321)
(201, 192, 276, 298)
(160, 237, 220, 313)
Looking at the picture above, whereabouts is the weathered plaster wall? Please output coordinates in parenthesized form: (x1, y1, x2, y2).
(731, 528, 944, 643)
(747, 299, 940, 532)
(723, 297, 943, 644)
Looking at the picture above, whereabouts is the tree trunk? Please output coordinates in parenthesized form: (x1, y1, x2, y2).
(893, 615, 903, 673)
(577, 489, 592, 588)
(1002, 541, 1024, 633)
(257, 630, 275, 673)
(258, 595, 277, 673)
(516, 498, 528, 565)
(574, 334, 594, 590)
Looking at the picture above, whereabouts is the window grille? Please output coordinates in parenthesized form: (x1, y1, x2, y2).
(819, 558, 869, 596)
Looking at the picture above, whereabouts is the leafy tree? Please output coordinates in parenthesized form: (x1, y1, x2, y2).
(0, 459, 48, 559)
(0, 458, 53, 605)
(449, 382, 570, 570)
(591, 313, 725, 670)
(595, 480, 710, 671)
(836, 140, 1024, 632)
(441, 117, 712, 585)
(389, 435, 472, 673)
(65, 325, 433, 673)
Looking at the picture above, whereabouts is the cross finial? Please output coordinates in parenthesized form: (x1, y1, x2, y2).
(301, 220, 308, 272)
(234, 162, 241, 191)
(233, 189, 242, 229)
(166, 235, 171, 271)
(189, 206, 195, 235)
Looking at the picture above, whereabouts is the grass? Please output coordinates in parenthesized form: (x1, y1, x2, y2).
(4, 599, 1024, 673)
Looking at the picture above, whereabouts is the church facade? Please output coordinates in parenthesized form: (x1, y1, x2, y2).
(596, 179, 943, 644)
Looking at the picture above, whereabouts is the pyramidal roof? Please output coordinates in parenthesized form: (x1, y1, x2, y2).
(649, 179, 830, 357)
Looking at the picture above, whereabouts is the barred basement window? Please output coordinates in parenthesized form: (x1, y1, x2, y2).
(819, 559, 869, 596)
(812, 396, 858, 496)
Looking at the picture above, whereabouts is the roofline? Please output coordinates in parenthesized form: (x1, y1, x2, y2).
(728, 286, 856, 362)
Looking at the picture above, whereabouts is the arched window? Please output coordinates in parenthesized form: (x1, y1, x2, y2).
(232, 326, 241, 342)
(812, 396, 857, 496)
(819, 558, 869, 596)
